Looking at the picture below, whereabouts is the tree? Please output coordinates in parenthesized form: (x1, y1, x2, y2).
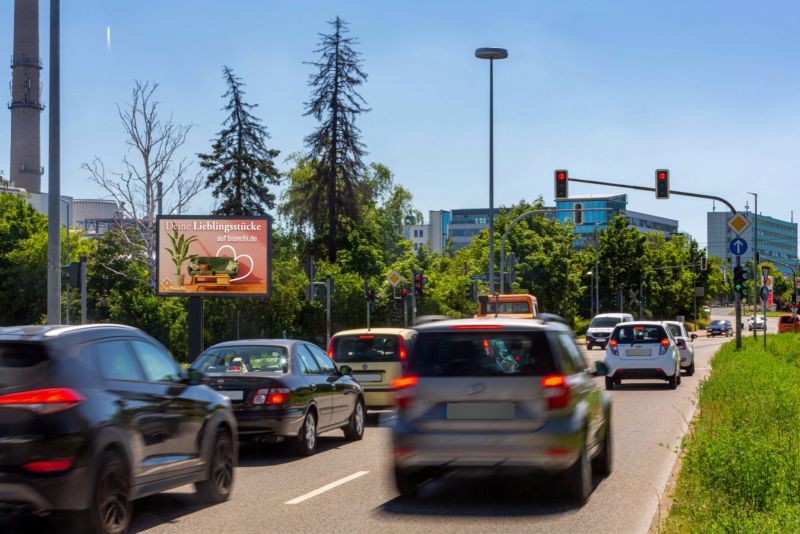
(83, 81, 204, 287)
(598, 216, 647, 313)
(198, 66, 281, 216)
(301, 16, 370, 263)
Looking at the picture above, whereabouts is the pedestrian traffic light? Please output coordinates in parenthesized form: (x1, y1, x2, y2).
(655, 169, 670, 199)
(466, 282, 476, 301)
(700, 254, 707, 271)
(400, 286, 409, 299)
(733, 265, 745, 292)
(413, 270, 424, 296)
(554, 169, 568, 199)
(366, 287, 376, 302)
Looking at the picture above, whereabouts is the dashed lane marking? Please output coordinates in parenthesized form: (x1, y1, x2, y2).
(285, 471, 370, 505)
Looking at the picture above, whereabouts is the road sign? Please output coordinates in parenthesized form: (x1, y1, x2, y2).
(729, 237, 748, 255)
(727, 213, 751, 235)
(387, 269, 402, 287)
(470, 274, 489, 281)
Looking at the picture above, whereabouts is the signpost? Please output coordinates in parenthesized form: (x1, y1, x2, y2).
(761, 265, 770, 349)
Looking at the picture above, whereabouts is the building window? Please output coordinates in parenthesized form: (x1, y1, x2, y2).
(574, 203, 583, 225)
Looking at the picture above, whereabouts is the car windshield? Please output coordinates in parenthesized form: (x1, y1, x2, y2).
(0, 342, 51, 388)
(612, 325, 666, 343)
(333, 335, 402, 363)
(590, 317, 623, 328)
(193, 345, 289, 373)
(409, 331, 558, 377)
(711, 320, 727, 326)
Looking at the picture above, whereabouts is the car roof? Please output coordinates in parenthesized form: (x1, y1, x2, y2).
(332, 327, 417, 337)
(413, 317, 570, 333)
(593, 313, 632, 318)
(0, 323, 142, 342)
(615, 321, 666, 327)
(203, 339, 311, 350)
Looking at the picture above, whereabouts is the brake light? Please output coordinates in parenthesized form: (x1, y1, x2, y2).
(609, 338, 619, 356)
(391, 375, 419, 389)
(327, 338, 335, 358)
(22, 457, 74, 473)
(391, 375, 418, 410)
(359, 334, 375, 339)
(450, 324, 505, 330)
(252, 387, 291, 405)
(660, 338, 670, 355)
(0, 388, 86, 414)
(541, 374, 570, 409)
(397, 336, 407, 362)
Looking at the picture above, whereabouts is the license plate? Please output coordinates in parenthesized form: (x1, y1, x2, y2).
(354, 373, 383, 383)
(626, 348, 652, 356)
(446, 402, 515, 420)
(222, 390, 244, 400)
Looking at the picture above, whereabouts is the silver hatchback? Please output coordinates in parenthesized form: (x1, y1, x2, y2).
(391, 317, 612, 504)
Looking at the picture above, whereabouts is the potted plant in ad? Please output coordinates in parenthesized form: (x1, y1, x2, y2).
(165, 228, 198, 287)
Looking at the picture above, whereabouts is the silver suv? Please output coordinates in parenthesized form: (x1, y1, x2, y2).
(391, 317, 612, 504)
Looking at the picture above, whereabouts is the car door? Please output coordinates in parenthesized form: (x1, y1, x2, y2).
(308, 343, 357, 427)
(556, 333, 603, 445)
(129, 339, 204, 473)
(296, 344, 333, 428)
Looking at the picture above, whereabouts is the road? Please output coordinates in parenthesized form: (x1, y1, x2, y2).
(6, 325, 730, 534)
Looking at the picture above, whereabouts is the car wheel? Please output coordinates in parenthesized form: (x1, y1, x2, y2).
(293, 410, 318, 456)
(343, 398, 365, 441)
(561, 436, 592, 504)
(676, 370, 682, 386)
(195, 429, 235, 504)
(668, 372, 678, 389)
(686, 362, 695, 376)
(394, 465, 426, 498)
(604, 376, 614, 390)
(592, 413, 613, 477)
(86, 450, 131, 534)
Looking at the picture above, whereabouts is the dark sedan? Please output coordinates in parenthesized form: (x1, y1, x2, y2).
(191, 339, 365, 455)
(0, 324, 236, 534)
(707, 319, 733, 337)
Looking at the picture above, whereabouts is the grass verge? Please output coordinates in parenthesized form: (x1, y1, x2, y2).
(664, 334, 800, 532)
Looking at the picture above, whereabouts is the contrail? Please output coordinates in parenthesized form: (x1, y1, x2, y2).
(106, 26, 111, 51)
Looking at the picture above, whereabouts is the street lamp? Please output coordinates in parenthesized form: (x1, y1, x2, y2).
(586, 271, 594, 317)
(747, 192, 758, 339)
(475, 46, 508, 295)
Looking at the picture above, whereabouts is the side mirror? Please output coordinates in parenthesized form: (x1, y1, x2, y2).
(690, 333, 698, 340)
(186, 367, 206, 386)
(677, 339, 687, 349)
(339, 364, 353, 376)
(593, 361, 609, 377)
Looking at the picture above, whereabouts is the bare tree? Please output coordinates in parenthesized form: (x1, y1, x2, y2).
(83, 81, 204, 287)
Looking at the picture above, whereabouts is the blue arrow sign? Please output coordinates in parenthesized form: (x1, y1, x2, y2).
(470, 274, 489, 280)
(729, 237, 748, 256)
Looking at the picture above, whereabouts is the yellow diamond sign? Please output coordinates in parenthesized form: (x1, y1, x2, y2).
(727, 213, 751, 235)
(387, 269, 402, 287)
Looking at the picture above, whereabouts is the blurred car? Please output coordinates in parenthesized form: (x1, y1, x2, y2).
(707, 319, 733, 337)
(778, 315, 800, 333)
(192, 339, 365, 455)
(391, 317, 612, 504)
(604, 321, 681, 389)
(585, 313, 634, 350)
(328, 328, 416, 411)
(0, 324, 236, 533)
(663, 321, 698, 376)
(748, 315, 767, 331)
(701, 305, 711, 316)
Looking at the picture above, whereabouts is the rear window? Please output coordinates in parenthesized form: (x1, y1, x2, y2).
(193, 345, 289, 373)
(0, 342, 50, 388)
(486, 301, 531, 314)
(612, 325, 668, 343)
(780, 316, 794, 324)
(590, 317, 623, 328)
(333, 335, 402, 363)
(409, 331, 558, 377)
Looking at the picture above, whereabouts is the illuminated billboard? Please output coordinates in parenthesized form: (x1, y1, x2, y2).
(156, 216, 271, 297)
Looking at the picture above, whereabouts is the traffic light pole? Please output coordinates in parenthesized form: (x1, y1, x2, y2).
(411, 291, 416, 326)
(735, 257, 742, 349)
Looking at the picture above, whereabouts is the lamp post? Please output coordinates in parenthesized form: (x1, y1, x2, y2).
(586, 271, 594, 317)
(747, 192, 758, 338)
(475, 47, 507, 296)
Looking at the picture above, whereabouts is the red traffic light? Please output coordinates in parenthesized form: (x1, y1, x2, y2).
(657, 170, 668, 181)
(556, 171, 567, 181)
(554, 169, 569, 199)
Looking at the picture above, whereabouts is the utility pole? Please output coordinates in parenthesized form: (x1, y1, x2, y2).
(326, 276, 332, 347)
(748, 192, 758, 339)
(46, 0, 61, 325)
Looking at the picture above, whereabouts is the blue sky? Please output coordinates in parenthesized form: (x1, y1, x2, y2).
(2, 0, 799, 250)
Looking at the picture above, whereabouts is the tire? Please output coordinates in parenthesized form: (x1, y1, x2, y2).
(394, 465, 425, 499)
(293, 409, 318, 456)
(676, 371, 682, 386)
(604, 376, 614, 390)
(195, 429, 235, 504)
(668, 372, 678, 389)
(592, 414, 613, 478)
(343, 398, 365, 441)
(561, 438, 592, 505)
(85, 450, 131, 534)
(686, 362, 695, 376)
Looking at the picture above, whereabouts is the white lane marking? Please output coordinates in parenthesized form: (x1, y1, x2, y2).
(285, 471, 370, 505)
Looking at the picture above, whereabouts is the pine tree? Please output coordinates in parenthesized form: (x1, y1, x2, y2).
(302, 16, 370, 262)
(199, 66, 280, 216)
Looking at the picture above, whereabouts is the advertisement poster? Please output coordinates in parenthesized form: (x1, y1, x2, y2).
(156, 216, 271, 297)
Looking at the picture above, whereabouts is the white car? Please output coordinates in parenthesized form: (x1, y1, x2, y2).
(585, 313, 634, 350)
(603, 321, 681, 390)
(748, 315, 766, 331)
(663, 320, 697, 376)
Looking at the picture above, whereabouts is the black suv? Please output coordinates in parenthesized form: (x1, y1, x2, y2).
(0, 325, 237, 533)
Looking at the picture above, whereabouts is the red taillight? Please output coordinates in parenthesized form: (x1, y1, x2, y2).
(359, 334, 375, 339)
(22, 457, 74, 473)
(660, 337, 670, 355)
(608, 338, 619, 356)
(252, 387, 291, 405)
(391, 375, 419, 389)
(450, 324, 505, 330)
(327, 338, 335, 358)
(541, 374, 570, 410)
(397, 336, 407, 362)
(0, 388, 85, 414)
(391, 375, 418, 410)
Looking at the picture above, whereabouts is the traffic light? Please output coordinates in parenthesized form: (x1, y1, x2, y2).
(466, 282, 476, 301)
(733, 265, 745, 292)
(655, 169, 670, 199)
(365, 287, 376, 302)
(413, 270, 424, 296)
(554, 169, 568, 199)
(700, 255, 707, 271)
(400, 286, 409, 300)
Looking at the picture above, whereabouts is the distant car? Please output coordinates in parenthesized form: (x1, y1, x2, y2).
(707, 319, 733, 337)
(585, 313, 634, 350)
(748, 315, 766, 331)
(663, 320, 698, 376)
(778, 315, 800, 333)
(604, 321, 681, 389)
(192, 339, 365, 455)
(391, 317, 612, 505)
(0, 324, 236, 533)
(701, 305, 711, 316)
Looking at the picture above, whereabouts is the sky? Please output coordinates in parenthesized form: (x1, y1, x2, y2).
(2, 0, 799, 251)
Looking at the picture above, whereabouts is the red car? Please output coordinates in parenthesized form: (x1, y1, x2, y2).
(778, 315, 800, 333)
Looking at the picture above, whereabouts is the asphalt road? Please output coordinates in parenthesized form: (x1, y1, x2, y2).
(6, 326, 731, 534)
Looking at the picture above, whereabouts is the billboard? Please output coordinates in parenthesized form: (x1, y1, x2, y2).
(156, 216, 271, 297)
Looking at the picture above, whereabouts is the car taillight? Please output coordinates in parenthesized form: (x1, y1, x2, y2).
(660, 338, 670, 355)
(252, 387, 291, 405)
(608, 338, 619, 356)
(22, 457, 74, 473)
(391, 375, 418, 410)
(398, 336, 407, 362)
(542, 374, 570, 410)
(327, 338, 335, 358)
(0, 388, 86, 414)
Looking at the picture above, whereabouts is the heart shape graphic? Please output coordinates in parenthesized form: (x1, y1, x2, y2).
(215, 245, 254, 282)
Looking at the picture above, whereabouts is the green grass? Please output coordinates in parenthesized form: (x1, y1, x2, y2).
(664, 334, 800, 533)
